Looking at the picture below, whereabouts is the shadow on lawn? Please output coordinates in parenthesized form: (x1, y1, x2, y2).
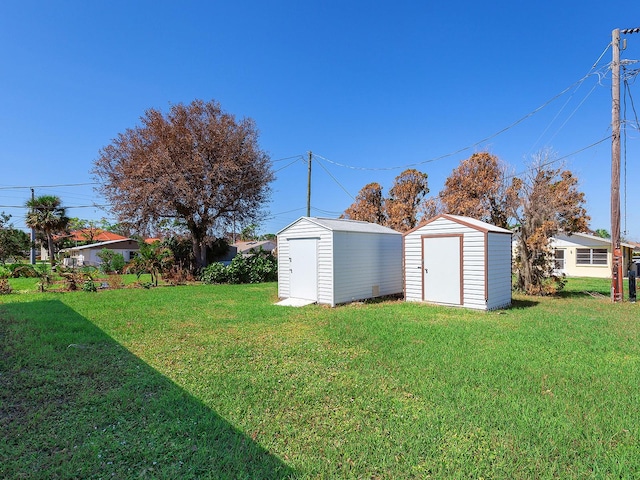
(0, 300, 293, 480)
(509, 298, 539, 309)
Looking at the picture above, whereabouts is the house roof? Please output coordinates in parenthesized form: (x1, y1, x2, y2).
(406, 214, 512, 235)
(278, 217, 401, 235)
(61, 238, 138, 252)
(233, 240, 276, 253)
(56, 229, 129, 242)
(553, 232, 635, 249)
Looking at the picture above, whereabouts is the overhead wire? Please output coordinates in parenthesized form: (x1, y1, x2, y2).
(312, 155, 355, 200)
(314, 68, 612, 172)
(527, 42, 612, 154)
(0, 182, 99, 190)
(274, 156, 304, 173)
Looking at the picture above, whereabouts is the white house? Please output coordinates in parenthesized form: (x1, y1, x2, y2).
(404, 214, 512, 310)
(60, 238, 140, 267)
(550, 232, 635, 278)
(277, 217, 403, 307)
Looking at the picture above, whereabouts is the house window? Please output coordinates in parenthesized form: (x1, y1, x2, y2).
(554, 249, 565, 270)
(576, 248, 608, 266)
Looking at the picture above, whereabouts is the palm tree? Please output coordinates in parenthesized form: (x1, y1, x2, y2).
(25, 195, 70, 267)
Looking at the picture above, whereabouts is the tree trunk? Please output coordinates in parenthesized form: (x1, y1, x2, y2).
(516, 237, 533, 292)
(47, 233, 55, 268)
(192, 237, 207, 270)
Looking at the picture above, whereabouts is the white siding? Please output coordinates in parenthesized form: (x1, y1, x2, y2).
(278, 217, 403, 306)
(486, 232, 512, 310)
(332, 231, 402, 305)
(403, 230, 423, 302)
(404, 215, 512, 310)
(277, 219, 327, 301)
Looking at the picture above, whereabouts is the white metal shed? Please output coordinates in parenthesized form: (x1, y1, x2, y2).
(277, 217, 403, 307)
(404, 214, 512, 310)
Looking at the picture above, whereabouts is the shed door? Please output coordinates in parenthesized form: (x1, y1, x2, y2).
(422, 235, 462, 305)
(288, 238, 318, 301)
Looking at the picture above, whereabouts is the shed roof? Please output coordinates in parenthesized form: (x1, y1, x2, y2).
(278, 217, 401, 235)
(406, 214, 512, 235)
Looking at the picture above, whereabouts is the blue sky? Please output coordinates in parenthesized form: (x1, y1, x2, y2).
(2, 1, 640, 239)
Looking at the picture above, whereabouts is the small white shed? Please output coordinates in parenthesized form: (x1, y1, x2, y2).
(277, 217, 403, 307)
(404, 214, 512, 310)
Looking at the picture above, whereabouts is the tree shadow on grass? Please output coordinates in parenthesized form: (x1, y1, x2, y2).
(556, 289, 610, 300)
(0, 300, 294, 480)
(508, 298, 539, 309)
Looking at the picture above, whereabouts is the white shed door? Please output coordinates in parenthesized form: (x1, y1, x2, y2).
(422, 236, 462, 305)
(288, 238, 318, 301)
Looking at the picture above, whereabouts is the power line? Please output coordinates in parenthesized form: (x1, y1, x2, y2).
(314, 68, 611, 172)
(274, 157, 304, 173)
(312, 155, 355, 200)
(271, 154, 305, 163)
(0, 204, 111, 209)
(0, 182, 99, 190)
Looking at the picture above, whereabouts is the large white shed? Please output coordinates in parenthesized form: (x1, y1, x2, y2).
(277, 217, 403, 307)
(404, 214, 512, 310)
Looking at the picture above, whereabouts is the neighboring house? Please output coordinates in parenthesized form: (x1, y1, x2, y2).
(42, 229, 130, 261)
(549, 233, 634, 278)
(60, 239, 140, 267)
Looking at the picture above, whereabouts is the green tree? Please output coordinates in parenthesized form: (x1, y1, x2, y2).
(97, 248, 126, 274)
(25, 195, 70, 267)
(127, 241, 174, 286)
(239, 224, 258, 241)
(0, 212, 30, 264)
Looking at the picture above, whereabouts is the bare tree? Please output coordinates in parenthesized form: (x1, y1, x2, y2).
(439, 152, 519, 229)
(93, 99, 273, 269)
(343, 182, 386, 224)
(385, 169, 429, 232)
(514, 152, 589, 294)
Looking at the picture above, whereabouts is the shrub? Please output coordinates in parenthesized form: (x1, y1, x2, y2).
(163, 266, 194, 286)
(97, 249, 126, 274)
(200, 250, 277, 285)
(105, 274, 123, 289)
(0, 278, 12, 294)
(0, 266, 10, 279)
(10, 264, 39, 278)
(200, 262, 229, 284)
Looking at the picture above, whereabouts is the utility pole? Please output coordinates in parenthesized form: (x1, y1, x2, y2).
(306, 151, 312, 217)
(30, 188, 36, 265)
(611, 27, 640, 302)
(611, 28, 623, 302)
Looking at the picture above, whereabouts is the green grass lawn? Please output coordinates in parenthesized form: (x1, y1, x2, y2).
(1, 279, 639, 478)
